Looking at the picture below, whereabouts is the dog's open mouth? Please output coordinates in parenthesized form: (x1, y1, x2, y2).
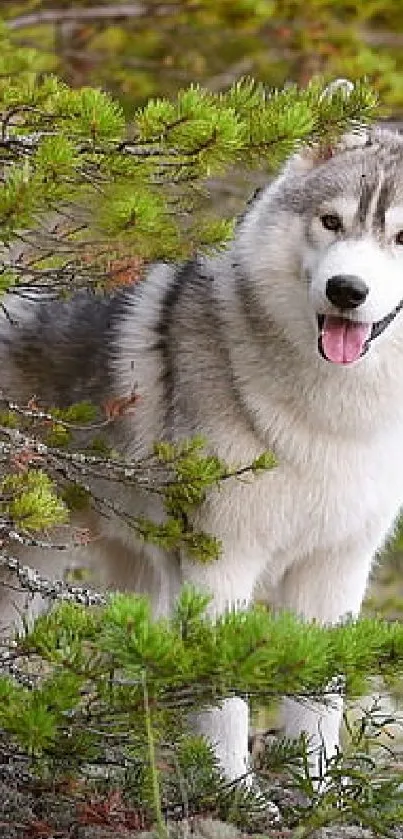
(317, 305, 403, 364)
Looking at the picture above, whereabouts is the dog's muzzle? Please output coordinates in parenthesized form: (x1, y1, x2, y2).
(317, 298, 403, 365)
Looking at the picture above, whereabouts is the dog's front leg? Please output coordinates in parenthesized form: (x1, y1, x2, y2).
(275, 545, 375, 776)
(181, 550, 262, 783)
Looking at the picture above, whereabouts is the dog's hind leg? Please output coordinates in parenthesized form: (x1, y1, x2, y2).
(0, 544, 76, 636)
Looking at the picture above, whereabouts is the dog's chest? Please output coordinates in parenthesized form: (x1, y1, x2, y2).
(196, 422, 403, 580)
(268, 422, 403, 554)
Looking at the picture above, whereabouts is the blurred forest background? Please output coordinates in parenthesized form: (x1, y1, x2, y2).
(1, 5, 403, 837)
(4, 0, 401, 616)
(4, 0, 403, 113)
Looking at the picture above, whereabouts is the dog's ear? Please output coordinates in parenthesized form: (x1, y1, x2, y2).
(319, 79, 370, 155)
(320, 78, 355, 100)
(283, 79, 369, 175)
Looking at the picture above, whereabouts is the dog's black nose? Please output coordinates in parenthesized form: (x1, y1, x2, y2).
(325, 275, 369, 310)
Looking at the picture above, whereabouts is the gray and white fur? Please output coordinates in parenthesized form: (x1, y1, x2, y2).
(3, 121, 403, 783)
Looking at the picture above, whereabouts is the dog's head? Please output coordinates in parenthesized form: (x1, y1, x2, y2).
(297, 126, 403, 366)
(238, 89, 403, 367)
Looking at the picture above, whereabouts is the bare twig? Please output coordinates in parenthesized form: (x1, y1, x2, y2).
(7, 5, 150, 30)
(0, 551, 105, 606)
(360, 27, 403, 48)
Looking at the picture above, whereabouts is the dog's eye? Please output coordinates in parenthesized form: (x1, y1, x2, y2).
(395, 231, 403, 245)
(320, 214, 343, 232)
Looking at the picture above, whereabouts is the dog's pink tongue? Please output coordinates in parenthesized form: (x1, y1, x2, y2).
(322, 316, 371, 364)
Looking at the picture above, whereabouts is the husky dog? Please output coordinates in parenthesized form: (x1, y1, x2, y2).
(2, 117, 403, 785)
